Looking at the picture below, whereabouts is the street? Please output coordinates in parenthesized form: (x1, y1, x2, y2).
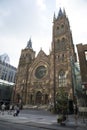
(0, 120, 76, 130)
(0, 109, 87, 130)
(0, 120, 49, 130)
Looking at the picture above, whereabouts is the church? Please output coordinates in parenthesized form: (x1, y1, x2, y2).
(14, 8, 77, 108)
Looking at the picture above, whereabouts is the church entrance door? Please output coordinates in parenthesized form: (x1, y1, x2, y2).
(36, 91, 42, 104)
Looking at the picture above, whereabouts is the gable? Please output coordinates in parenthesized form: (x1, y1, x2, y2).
(36, 49, 47, 59)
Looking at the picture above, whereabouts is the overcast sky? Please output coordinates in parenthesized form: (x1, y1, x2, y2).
(0, 0, 87, 67)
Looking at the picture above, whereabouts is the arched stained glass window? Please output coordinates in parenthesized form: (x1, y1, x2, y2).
(56, 39, 60, 50)
(58, 70, 66, 87)
(62, 37, 65, 43)
(57, 39, 60, 43)
(61, 37, 66, 50)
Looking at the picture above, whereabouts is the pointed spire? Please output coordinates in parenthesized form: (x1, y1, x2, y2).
(53, 12, 56, 22)
(49, 47, 51, 54)
(58, 8, 63, 18)
(63, 8, 66, 16)
(26, 37, 32, 49)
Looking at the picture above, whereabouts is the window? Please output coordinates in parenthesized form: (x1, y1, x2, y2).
(58, 55, 60, 61)
(35, 66, 47, 79)
(58, 70, 66, 87)
(62, 54, 64, 62)
(85, 51, 87, 60)
(57, 39, 60, 43)
(56, 39, 60, 50)
(57, 26, 59, 30)
(62, 37, 65, 43)
(61, 37, 66, 50)
(61, 24, 64, 28)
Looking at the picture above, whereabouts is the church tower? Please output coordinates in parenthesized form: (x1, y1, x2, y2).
(50, 8, 76, 102)
(14, 38, 35, 104)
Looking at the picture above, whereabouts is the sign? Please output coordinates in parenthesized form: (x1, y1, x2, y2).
(79, 107, 87, 112)
(82, 82, 87, 89)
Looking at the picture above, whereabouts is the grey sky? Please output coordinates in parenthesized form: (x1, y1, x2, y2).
(0, 0, 87, 67)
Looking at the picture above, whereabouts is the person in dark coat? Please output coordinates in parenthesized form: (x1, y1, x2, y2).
(74, 104, 78, 119)
(13, 105, 20, 116)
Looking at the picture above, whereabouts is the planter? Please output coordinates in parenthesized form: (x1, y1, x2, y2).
(57, 115, 66, 125)
(57, 115, 63, 123)
(57, 118, 63, 123)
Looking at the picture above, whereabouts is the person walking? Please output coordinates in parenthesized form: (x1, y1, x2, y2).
(74, 104, 78, 125)
(8, 104, 13, 115)
(1, 103, 6, 115)
(13, 104, 20, 116)
(74, 105, 78, 118)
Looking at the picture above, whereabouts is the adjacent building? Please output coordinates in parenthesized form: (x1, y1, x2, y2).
(76, 44, 87, 86)
(0, 53, 17, 107)
(76, 44, 87, 109)
(0, 53, 17, 83)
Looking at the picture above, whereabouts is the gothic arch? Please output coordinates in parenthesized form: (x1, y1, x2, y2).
(44, 93, 49, 104)
(35, 91, 42, 104)
(58, 70, 66, 87)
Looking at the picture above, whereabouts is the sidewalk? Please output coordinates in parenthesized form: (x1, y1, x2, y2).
(0, 110, 87, 130)
(66, 115, 87, 127)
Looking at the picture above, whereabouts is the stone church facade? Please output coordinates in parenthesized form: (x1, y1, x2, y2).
(14, 8, 76, 106)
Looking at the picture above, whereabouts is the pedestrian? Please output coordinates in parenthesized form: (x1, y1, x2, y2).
(74, 104, 78, 125)
(1, 103, 6, 115)
(74, 105, 78, 118)
(8, 104, 13, 115)
(13, 104, 20, 116)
